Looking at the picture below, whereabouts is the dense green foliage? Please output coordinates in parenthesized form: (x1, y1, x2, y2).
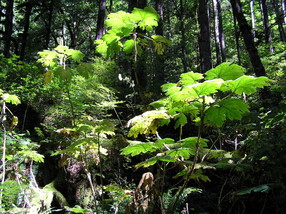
(1, 0, 286, 213)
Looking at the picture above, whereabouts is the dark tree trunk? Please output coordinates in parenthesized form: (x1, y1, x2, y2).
(260, 0, 273, 51)
(230, 0, 266, 77)
(45, 0, 55, 49)
(3, 0, 14, 58)
(250, 0, 257, 39)
(179, 0, 188, 73)
(128, 0, 137, 12)
(198, 0, 212, 72)
(20, 1, 33, 60)
(155, 0, 164, 36)
(95, 0, 106, 40)
(213, 0, 222, 65)
(154, 0, 165, 92)
(272, 0, 286, 41)
(137, 0, 147, 9)
(233, 12, 241, 65)
(218, 0, 226, 62)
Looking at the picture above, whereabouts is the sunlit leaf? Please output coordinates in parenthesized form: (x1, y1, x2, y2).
(191, 79, 224, 96)
(2, 93, 21, 105)
(205, 98, 249, 126)
(43, 70, 53, 83)
(127, 110, 170, 138)
(205, 62, 245, 80)
(123, 39, 135, 54)
(180, 72, 204, 86)
(135, 155, 176, 168)
(121, 142, 158, 156)
(220, 76, 272, 95)
(166, 148, 195, 159)
(132, 7, 159, 30)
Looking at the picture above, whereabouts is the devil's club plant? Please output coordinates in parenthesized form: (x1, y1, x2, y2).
(121, 62, 272, 212)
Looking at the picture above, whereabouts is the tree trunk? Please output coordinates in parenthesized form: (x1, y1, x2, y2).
(233, 10, 241, 64)
(260, 0, 274, 51)
(128, 0, 137, 12)
(3, 0, 14, 58)
(95, 0, 106, 40)
(45, 0, 55, 49)
(198, 0, 212, 72)
(154, 0, 165, 93)
(230, 0, 266, 77)
(179, 0, 188, 73)
(250, 0, 257, 39)
(272, 0, 286, 42)
(213, 0, 222, 65)
(155, 0, 164, 36)
(19, 1, 33, 60)
(217, 0, 226, 62)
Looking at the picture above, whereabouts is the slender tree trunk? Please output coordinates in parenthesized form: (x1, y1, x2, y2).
(217, 0, 226, 62)
(233, 10, 241, 64)
(213, 0, 222, 65)
(230, 0, 266, 77)
(272, 0, 286, 41)
(260, 0, 274, 52)
(198, 0, 212, 72)
(179, 0, 188, 73)
(250, 0, 257, 39)
(155, 0, 164, 36)
(3, 0, 14, 58)
(95, 0, 106, 40)
(45, 0, 55, 49)
(283, 0, 286, 24)
(128, 0, 137, 12)
(137, 0, 147, 9)
(154, 0, 165, 92)
(20, 1, 33, 60)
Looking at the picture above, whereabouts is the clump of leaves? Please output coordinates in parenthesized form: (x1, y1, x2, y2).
(121, 62, 272, 212)
(95, 7, 171, 58)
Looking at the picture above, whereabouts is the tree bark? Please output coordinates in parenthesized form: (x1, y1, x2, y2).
(230, 0, 266, 77)
(3, 0, 14, 58)
(45, 0, 55, 49)
(95, 0, 106, 40)
(155, 0, 164, 36)
(250, 0, 257, 39)
(260, 0, 274, 51)
(154, 0, 165, 92)
(213, 0, 221, 65)
(233, 10, 241, 64)
(198, 0, 212, 72)
(272, 0, 286, 42)
(20, 0, 34, 60)
(179, 0, 188, 73)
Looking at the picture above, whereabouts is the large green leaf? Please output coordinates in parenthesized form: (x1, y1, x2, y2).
(191, 79, 224, 96)
(205, 62, 245, 80)
(180, 137, 208, 148)
(132, 7, 159, 30)
(166, 148, 195, 159)
(2, 93, 21, 105)
(180, 72, 204, 86)
(123, 39, 135, 54)
(121, 142, 158, 156)
(236, 184, 270, 195)
(205, 98, 249, 127)
(135, 155, 176, 168)
(127, 110, 170, 138)
(220, 76, 272, 95)
(105, 11, 134, 30)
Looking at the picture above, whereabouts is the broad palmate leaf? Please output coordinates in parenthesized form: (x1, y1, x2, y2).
(204, 98, 249, 126)
(205, 62, 245, 80)
(220, 76, 272, 95)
